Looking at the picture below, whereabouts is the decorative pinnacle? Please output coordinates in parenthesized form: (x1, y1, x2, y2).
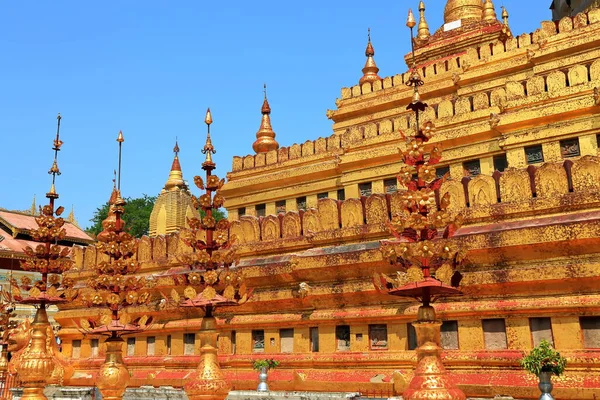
(417, 1, 430, 40)
(501, 6, 509, 24)
(202, 108, 216, 167)
(116, 130, 125, 143)
(253, 85, 279, 153)
(116, 131, 124, 191)
(482, 0, 497, 23)
(406, 9, 417, 28)
(174, 139, 180, 155)
(47, 113, 63, 201)
(359, 28, 381, 86)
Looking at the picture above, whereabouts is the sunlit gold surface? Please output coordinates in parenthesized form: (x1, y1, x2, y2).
(482, 0, 497, 22)
(359, 29, 381, 86)
(403, 307, 466, 400)
(444, 0, 483, 23)
(96, 337, 130, 400)
(417, 2, 430, 39)
(253, 86, 280, 153)
(184, 316, 230, 400)
(17, 308, 54, 400)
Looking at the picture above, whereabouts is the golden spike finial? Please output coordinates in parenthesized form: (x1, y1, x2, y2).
(406, 9, 417, 28)
(30, 195, 36, 216)
(501, 6, 509, 24)
(202, 108, 216, 168)
(165, 139, 184, 190)
(253, 85, 279, 153)
(482, 0, 497, 22)
(417, 1, 430, 40)
(47, 113, 63, 201)
(116, 131, 124, 191)
(174, 138, 180, 155)
(359, 28, 381, 86)
(116, 130, 125, 143)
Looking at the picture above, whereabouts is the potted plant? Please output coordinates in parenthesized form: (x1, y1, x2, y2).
(520, 340, 567, 400)
(253, 359, 280, 392)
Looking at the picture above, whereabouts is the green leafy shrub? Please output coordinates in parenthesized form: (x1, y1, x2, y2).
(253, 359, 280, 371)
(521, 340, 567, 376)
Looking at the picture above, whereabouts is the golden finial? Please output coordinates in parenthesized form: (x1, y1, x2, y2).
(202, 108, 216, 168)
(253, 84, 280, 154)
(444, 0, 483, 24)
(165, 139, 185, 190)
(406, 9, 417, 28)
(116, 131, 124, 191)
(482, 0, 497, 22)
(30, 195, 36, 216)
(47, 113, 63, 201)
(501, 6, 509, 23)
(359, 28, 381, 86)
(417, 1, 430, 40)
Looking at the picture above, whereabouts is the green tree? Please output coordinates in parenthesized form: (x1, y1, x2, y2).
(86, 195, 156, 238)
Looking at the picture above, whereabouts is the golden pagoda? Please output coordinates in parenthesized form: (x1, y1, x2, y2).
(149, 141, 200, 236)
(54, 1, 600, 399)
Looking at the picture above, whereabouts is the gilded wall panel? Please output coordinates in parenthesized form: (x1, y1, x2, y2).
(83, 245, 97, 270)
(506, 81, 525, 100)
(573, 12, 589, 29)
(327, 134, 341, 150)
(261, 215, 281, 241)
(558, 15, 574, 32)
(389, 191, 405, 217)
(499, 168, 532, 202)
(340, 198, 364, 228)
(526, 76, 546, 96)
(282, 212, 302, 238)
(589, 8, 600, 24)
(302, 209, 321, 234)
(547, 71, 566, 93)
(518, 32, 532, 47)
(455, 97, 471, 115)
(535, 162, 569, 197)
(472, 92, 489, 111)
(571, 155, 600, 191)
(318, 198, 339, 231)
(152, 235, 167, 261)
(278, 147, 289, 162)
(266, 149, 278, 165)
(229, 221, 244, 244)
(138, 236, 152, 262)
(373, 80, 382, 92)
(479, 43, 492, 59)
(379, 120, 393, 135)
(438, 99, 454, 118)
(342, 127, 362, 147)
(315, 137, 327, 154)
(289, 143, 302, 159)
(364, 123, 378, 139)
(440, 180, 466, 211)
(232, 156, 243, 172)
(468, 175, 497, 206)
(505, 36, 517, 51)
(361, 82, 372, 95)
(302, 140, 315, 157)
(490, 88, 506, 107)
(243, 155, 255, 170)
(568, 65, 589, 86)
(365, 194, 389, 225)
(240, 216, 260, 243)
(255, 153, 266, 167)
(72, 245, 84, 270)
(383, 76, 393, 89)
(590, 59, 600, 81)
(166, 233, 179, 257)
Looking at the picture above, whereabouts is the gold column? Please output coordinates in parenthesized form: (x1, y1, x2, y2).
(96, 336, 130, 400)
(184, 316, 230, 400)
(18, 308, 54, 400)
(402, 306, 466, 400)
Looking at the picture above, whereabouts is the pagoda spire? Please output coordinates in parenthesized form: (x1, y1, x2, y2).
(417, 1, 430, 40)
(30, 195, 36, 215)
(252, 85, 280, 154)
(482, 0, 497, 22)
(444, 0, 483, 24)
(359, 28, 381, 86)
(164, 139, 186, 190)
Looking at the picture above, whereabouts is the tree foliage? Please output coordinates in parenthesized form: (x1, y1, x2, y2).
(86, 195, 156, 239)
(86, 195, 227, 239)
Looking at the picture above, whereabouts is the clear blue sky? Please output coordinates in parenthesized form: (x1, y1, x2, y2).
(1, 0, 550, 229)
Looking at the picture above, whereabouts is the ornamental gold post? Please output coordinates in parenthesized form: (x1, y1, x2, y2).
(373, 11, 467, 400)
(77, 131, 154, 400)
(161, 108, 249, 400)
(12, 114, 77, 400)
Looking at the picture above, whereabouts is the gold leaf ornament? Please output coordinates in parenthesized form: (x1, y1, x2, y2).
(170, 288, 180, 303)
(29, 286, 41, 298)
(436, 263, 454, 285)
(184, 286, 197, 300)
(80, 319, 91, 330)
(119, 313, 132, 326)
(406, 266, 425, 283)
(138, 315, 149, 327)
(201, 286, 216, 300)
(100, 314, 112, 327)
(223, 285, 235, 300)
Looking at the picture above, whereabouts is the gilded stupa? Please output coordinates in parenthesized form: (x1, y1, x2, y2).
(149, 141, 200, 236)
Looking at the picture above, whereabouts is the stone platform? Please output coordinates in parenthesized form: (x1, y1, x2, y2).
(8, 387, 519, 400)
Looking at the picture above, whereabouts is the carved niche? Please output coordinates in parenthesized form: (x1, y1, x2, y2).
(152, 235, 167, 261)
(83, 245, 96, 271)
(317, 198, 340, 231)
(302, 209, 321, 234)
(468, 175, 497, 206)
(229, 221, 245, 244)
(571, 156, 600, 192)
(535, 162, 569, 198)
(239, 216, 260, 243)
(568, 65, 589, 87)
(340, 198, 364, 228)
(166, 233, 179, 257)
(526, 76, 546, 96)
(365, 194, 389, 225)
(261, 215, 281, 241)
(546, 71, 566, 93)
(439, 180, 466, 212)
(71, 246, 84, 270)
(138, 236, 153, 263)
(499, 168, 532, 203)
(389, 191, 405, 216)
(282, 212, 302, 238)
